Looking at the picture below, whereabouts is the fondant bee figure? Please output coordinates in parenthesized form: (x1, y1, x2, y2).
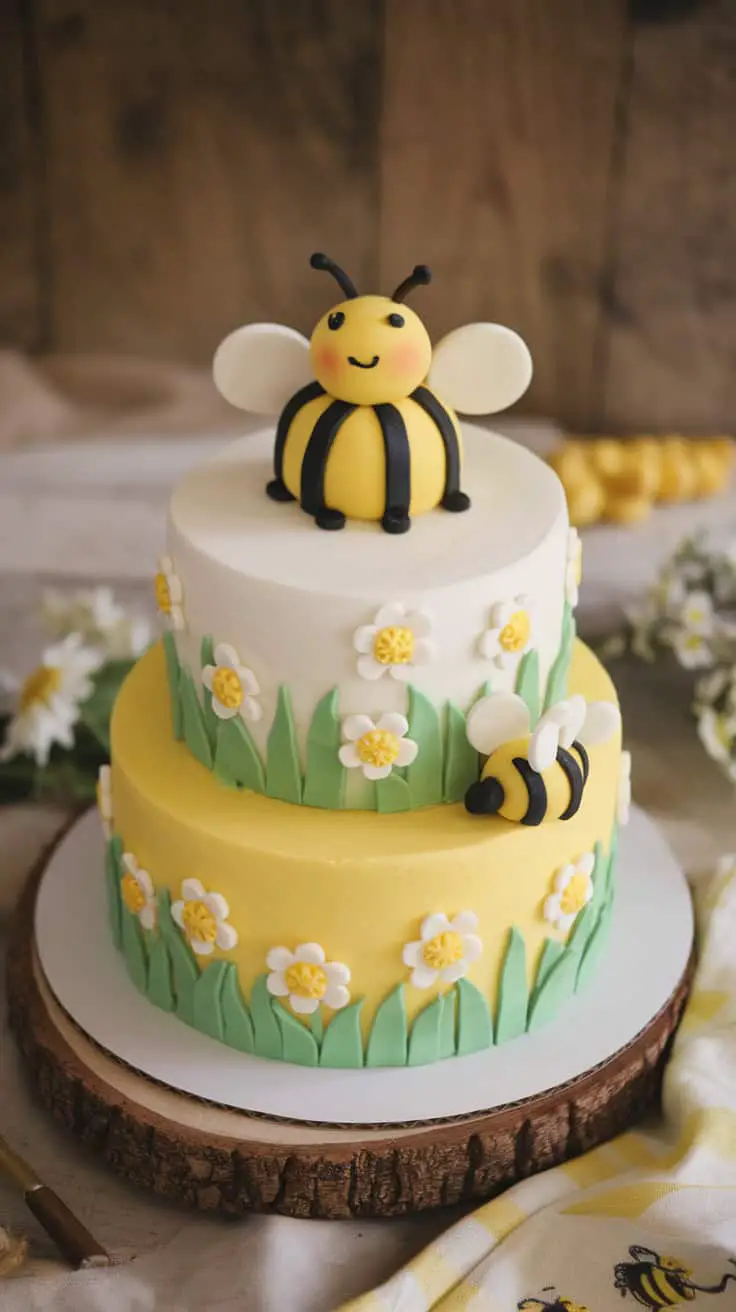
(464, 692, 619, 824)
(213, 252, 532, 534)
(614, 1245, 736, 1307)
(519, 1290, 589, 1312)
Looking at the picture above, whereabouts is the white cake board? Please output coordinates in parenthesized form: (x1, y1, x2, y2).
(34, 806, 693, 1128)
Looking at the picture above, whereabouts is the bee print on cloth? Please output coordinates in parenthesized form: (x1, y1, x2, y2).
(614, 1245, 736, 1308)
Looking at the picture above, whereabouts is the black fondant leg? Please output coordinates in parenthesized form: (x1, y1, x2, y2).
(381, 506, 411, 535)
(464, 776, 504, 815)
(315, 507, 346, 531)
(266, 477, 296, 503)
(441, 490, 471, 513)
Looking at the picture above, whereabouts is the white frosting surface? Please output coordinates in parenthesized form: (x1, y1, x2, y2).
(168, 424, 569, 767)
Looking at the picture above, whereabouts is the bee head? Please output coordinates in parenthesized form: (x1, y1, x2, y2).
(309, 253, 432, 406)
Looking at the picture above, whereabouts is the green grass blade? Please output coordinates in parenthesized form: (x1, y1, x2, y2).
(250, 974, 282, 1060)
(495, 927, 528, 1043)
(405, 685, 443, 807)
(214, 715, 265, 792)
(376, 774, 412, 813)
(162, 631, 184, 740)
(439, 988, 456, 1059)
(276, 1007, 319, 1066)
(147, 935, 174, 1012)
(105, 835, 123, 950)
(544, 603, 576, 710)
(319, 1001, 364, 1068)
(180, 669, 213, 769)
(199, 635, 221, 753)
(527, 946, 578, 1031)
(266, 685, 302, 803)
(407, 995, 444, 1066)
(366, 985, 407, 1067)
(515, 649, 540, 726)
(576, 896, 615, 992)
(443, 701, 479, 802)
(193, 959, 229, 1042)
(456, 977, 494, 1055)
(220, 963, 255, 1053)
(158, 888, 199, 1025)
(303, 688, 346, 808)
(121, 909, 147, 993)
(530, 937, 564, 1011)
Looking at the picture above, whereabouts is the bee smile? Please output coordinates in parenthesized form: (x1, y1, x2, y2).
(348, 355, 380, 369)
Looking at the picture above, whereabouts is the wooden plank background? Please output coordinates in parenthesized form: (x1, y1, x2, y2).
(1, 0, 734, 430)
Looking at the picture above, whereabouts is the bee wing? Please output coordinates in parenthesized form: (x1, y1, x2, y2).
(579, 700, 621, 747)
(427, 323, 533, 416)
(542, 694, 587, 749)
(466, 692, 531, 756)
(529, 716, 561, 772)
(213, 323, 313, 415)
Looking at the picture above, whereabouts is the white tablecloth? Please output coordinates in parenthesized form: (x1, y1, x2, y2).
(1, 432, 734, 1310)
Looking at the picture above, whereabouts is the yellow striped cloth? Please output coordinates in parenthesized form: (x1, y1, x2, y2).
(342, 858, 736, 1312)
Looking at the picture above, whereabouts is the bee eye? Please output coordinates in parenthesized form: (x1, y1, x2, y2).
(327, 311, 345, 331)
(387, 312, 405, 328)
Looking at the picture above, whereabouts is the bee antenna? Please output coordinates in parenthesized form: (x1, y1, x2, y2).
(310, 252, 358, 300)
(391, 264, 432, 303)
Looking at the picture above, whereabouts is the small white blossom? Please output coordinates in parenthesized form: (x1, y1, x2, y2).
(266, 943, 350, 1015)
(42, 586, 151, 659)
(402, 911, 482, 989)
(0, 635, 102, 767)
(202, 643, 261, 722)
(353, 603, 435, 682)
(544, 853, 595, 933)
(479, 595, 533, 669)
(120, 853, 157, 930)
(339, 712, 418, 781)
(172, 878, 238, 955)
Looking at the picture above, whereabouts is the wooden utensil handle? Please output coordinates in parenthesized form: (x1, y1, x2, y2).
(25, 1186, 111, 1268)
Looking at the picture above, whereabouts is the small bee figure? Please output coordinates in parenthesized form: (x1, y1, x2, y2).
(614, 1244, 736, 1307)
(519, 1289, 590, 1312)
(213, 252, 532, 534)
(464, 692, 620, 824)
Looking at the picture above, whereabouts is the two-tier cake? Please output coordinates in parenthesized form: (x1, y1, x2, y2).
(98, 256, 629, 1071)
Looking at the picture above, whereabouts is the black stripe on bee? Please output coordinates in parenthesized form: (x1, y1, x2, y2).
(513, 758, 548, 825)
(300, 399, 357, 515)
(271, 380, 326, 490)
(574, 740, 590, 784)
(557, 746, 584, 820)
(374, 403, 411, 527)
(410, 386, 464, 501)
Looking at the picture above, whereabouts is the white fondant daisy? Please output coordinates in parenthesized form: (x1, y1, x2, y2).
(544, 852, 595, 933)
(353, 603, 435, 682)
(565, 528, 583, 608)
(171, 878, 238, 956)
(671, 627, 713, 670)
(617, 750, 632, 826)
(42, 586, 152, 659)
(0, 634, 102, 767)
(339, 712, 418, 781)
(402, 911, 482, 990)
(680, 589, 715, 635)
(97, 764, 114, 839)
(154, 555, 185, 630)
(697, 707, 736, 782)
(120, 852, 157, 930)
(479, 595, 533, 669)
(202, 642, 261, 722)
(266, 943, 350, 1015)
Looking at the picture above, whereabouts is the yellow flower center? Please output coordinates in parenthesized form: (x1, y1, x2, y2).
(121, 873, 146, 915)
(499, 609, 531, 652)
(19, 665, 62, 713)
(560, 873, 589, 916)
(422, 930, 464, 970)
(683, 633, 704, 651)
(211, 666, 244, 710)
(285, 961, 327, 1000)
(154, 572, 172, 614)
(713, 714, 732, 751)
(373, 625, 415, 665)
(356, 729, 400, 768)
(181, 899, 218, 944)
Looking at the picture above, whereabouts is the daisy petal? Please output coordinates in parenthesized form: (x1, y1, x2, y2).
(461, 934, 483, 964)
(342, 714, 375, 741)
(215, 922, 238, 950)
(339, 743, 361, 769)
(376, 712, 408, 737)
(122, 852, 137, 876)
(136, 868, 155, 898)
(440, 960, 467, 984)
(266, 971, 290, 997)
(295, 942, 326, 965)
(450, 910, 478, 935)
(171, 900, 185, 928)
(554, 866, 574, 893)
(139, 906, 156, 930)
(290, 994, 319, 1015)
(324, 962, 351, 986)
(363, 763, 393, 780)
(558, 913, 576, 933)
(211, 699, 237, 720)
(191, 938, 214, 956)
(578, 852, 595, 877)
(374, 603, 405, 629)
(203, 891, 230, 921)
(478, 631, 500, 660)
(240, 667, 260, 696)
(242, 696, 262, 722)
(395, 738, 418, 767)
(323, 983, 350, 1010)
(544, 895, 561, 923)
(357, 654, 385, 681)
(181, 878, 206, 901)
(402, 941, 424, 968)
(389, 664, 411, 682)
(266, 947, 294, 971)
(490, 601, 512, 627)
(420, 912, 451, 940)
(353, 625, 377, 654)
(410, 964, 439, 990)
(214, 642, 240, 668)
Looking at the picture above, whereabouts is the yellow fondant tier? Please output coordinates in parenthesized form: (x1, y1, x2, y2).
(109, 639, 621, 1056)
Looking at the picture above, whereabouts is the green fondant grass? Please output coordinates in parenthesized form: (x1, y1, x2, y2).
(302, 688, 345, 808)
(214, 715, 265, 793)
(376, 774, 412, 813)
(366, 985, 407, 1067)
(157, 889, 199, 1025)
(146, 935, 175, 1012)
(405, 685, 443, 807)
(443, 701, 479, 803)
(495, 927, 528, 1043)
(162, 631, 184, 740)
(180, 669, 213, 769)
(604, 828, 619, 903)
(199, 635, 221, 753)
(527, 947, 578, 1032)
(530, 937, 564, 1009)
(439, 988, 456, 1059)
(456, 978, 494, 1055)
(310, 1009, 324, 1046)
(193, 959, 229, 1042)
(250, 974, 282, 1060)
(544, 602, 576, 710)
(407, 994, 444, 1066)
(266, 685, 302, 803)
(121, 909, 148, 993)
(319, 1001, 364, 1068)
(220, 963, 255, 1053)
(576, 895, 614, 992)
(515, 649, 540, 726)
(105, 835, 123, 950)
(276, 1007, 319, 1066)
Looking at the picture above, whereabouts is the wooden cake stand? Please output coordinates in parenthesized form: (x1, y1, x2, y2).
(6, 812, 694, 1219)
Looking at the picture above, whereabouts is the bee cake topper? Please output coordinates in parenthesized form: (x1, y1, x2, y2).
(464, 692, 620, 825)
(213, 252, 533, 534)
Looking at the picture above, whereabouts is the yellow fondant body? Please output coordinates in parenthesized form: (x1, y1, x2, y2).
(309, 295, 432, 406)
(282, 392, 461, 521)
(481, 740, 588, 823)
(110, 639, 621, 1040)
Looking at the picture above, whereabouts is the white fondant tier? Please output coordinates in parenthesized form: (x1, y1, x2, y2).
(167, 424, 568, 764)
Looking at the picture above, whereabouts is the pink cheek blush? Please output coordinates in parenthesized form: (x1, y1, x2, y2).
(391, 344, 424, 376)
(315, 345, 341, 377)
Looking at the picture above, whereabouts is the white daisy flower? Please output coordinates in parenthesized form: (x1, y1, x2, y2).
(679, 589, 715, 636)
(353, 603, 435, 682)
(42, 586, 151, 658)
(154, 555, 185, 631)
(697, 706, 736, 781)
(479, 595, 533, 669)
(565, 528, 583, 608)
(171, 878, 238, 956)
(266, 943, 350, 1015)
(544, 852, 595, 933)
(97, 764, 114, 839)
(402, 911, 482, 990)
(671, 627, 713, 670)
(339, 712, 418, 781)
(120, 852, 157, 930)
(617, 750, 632, 826)
(0, 634, 102, 767)
(202, 642, 261, 722)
